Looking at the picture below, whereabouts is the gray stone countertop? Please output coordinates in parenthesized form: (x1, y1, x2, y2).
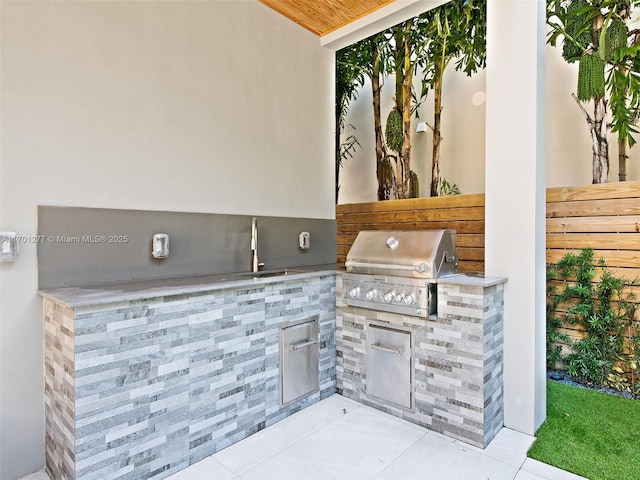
(39, 264, 338, 308)
(437, 272, 508, 287)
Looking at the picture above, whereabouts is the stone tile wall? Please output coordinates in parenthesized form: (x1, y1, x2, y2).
(336, 276, 504, 448)
(44, 274, 335, 480)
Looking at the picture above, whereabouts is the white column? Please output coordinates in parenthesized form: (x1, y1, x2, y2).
(485, 0, 547, 435)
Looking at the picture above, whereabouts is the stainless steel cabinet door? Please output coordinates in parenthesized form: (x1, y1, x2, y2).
(367, 324, 411, 409)
(280, 317, 319, 406)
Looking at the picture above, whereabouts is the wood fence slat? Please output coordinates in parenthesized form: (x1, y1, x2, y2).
(336, 221, 485, 234)
(338, 207, 485, 224)
(547, 280, 640, 297)
(548, 266, 640, 282)
(336, 193, 485, 214)
(547, 198, 640, 218)
(546, 181, 640, 202)
(457, 260, 484, 272)
(453, 247, 484, 261)
(546, 233, 640, 250)
(547, 249, 640, 268)
(547, 215, 640, 233)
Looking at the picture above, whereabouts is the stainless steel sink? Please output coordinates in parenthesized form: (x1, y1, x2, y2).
(234, 268, 309, 279)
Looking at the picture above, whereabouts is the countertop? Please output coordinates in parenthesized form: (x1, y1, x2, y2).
(39, 264, 338, 308)
(437, 272, 508, 287)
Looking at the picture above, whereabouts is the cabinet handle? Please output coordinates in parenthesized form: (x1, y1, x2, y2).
(370, 343, 401, 355)
(290, 339, 318, 351)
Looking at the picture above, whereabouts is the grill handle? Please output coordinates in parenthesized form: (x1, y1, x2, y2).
(370, 343, 401, 355)
(289, 339, 318, 352)
(345, 261, 423, 272)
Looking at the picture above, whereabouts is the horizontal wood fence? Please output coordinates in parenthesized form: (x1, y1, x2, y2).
(546, 182, 640, 282)
(337, 182, 640, 274)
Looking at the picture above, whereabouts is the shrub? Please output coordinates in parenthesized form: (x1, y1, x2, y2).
(547, 249, 638, 392)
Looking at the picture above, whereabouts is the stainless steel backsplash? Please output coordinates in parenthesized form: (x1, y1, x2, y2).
(37, 206, 336, 289)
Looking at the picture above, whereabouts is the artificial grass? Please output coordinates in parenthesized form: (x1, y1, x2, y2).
(528, 381, 640, 480)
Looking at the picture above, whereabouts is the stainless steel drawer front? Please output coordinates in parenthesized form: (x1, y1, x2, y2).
(367, 324, 412, 409)
(280, 317, 319, 406)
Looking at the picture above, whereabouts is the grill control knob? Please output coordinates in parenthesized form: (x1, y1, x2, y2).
(403, 294, 415, 305)
(365, 289, 377, 301)
(383, 291, 395, 303)
(348, 287, 360, 298)
(394, 293, 404, 303)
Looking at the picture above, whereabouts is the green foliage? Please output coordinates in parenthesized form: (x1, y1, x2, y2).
(339, 133, 361, 165)
(528, 381, 640, 480)
(608, 43, 640, 147)
(336, 43, 367, 134)
(561, 0, 592, 63)
(547, 249, 638, 387)
(605, 19, 628, 61)
(577, 52, 606, 100)
(548, 0, 640, 152)
(547, 264, 572, 367)
(336, 43, 369, 201)
(437, 177, 461, 196)
(385, 108, 404, 153)
(415, 0, 487, 104)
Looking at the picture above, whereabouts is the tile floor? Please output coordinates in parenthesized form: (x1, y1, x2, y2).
(22, 394, 586, 480)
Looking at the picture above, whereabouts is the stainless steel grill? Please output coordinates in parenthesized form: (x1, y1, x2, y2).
(342, 229, 458, 317)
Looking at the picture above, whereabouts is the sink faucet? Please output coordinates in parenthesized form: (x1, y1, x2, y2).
(251, 217, 264, 272)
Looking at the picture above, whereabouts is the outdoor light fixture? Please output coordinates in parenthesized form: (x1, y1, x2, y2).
(152, 233, 169, 259)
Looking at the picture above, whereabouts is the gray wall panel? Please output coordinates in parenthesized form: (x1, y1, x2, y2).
(38, 206, 336, 289)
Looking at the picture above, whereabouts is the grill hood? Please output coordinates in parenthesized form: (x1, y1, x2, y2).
(345, 229, 458, 279)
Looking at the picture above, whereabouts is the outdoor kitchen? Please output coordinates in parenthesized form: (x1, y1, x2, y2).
(37, 208, 507, 478)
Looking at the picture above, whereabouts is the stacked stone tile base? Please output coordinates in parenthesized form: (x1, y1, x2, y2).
(44, 275, 336, 480)
(336, 275, 504, 448)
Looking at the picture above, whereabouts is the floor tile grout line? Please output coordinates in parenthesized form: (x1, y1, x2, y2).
(370, 430, 429, 480)
(454, 441, 530, 472)
(216, 400, 365, 476)
(354, 401, 440, 435)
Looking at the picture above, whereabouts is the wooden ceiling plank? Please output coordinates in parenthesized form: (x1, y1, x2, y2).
(259, 0, 395, 37)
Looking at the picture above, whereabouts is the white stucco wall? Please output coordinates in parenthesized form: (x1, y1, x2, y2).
(0, 1, 334, 478)
(338, 22, 640, 204)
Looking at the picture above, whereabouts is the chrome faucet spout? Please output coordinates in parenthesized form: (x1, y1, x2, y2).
(251, 217, 262, 272)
